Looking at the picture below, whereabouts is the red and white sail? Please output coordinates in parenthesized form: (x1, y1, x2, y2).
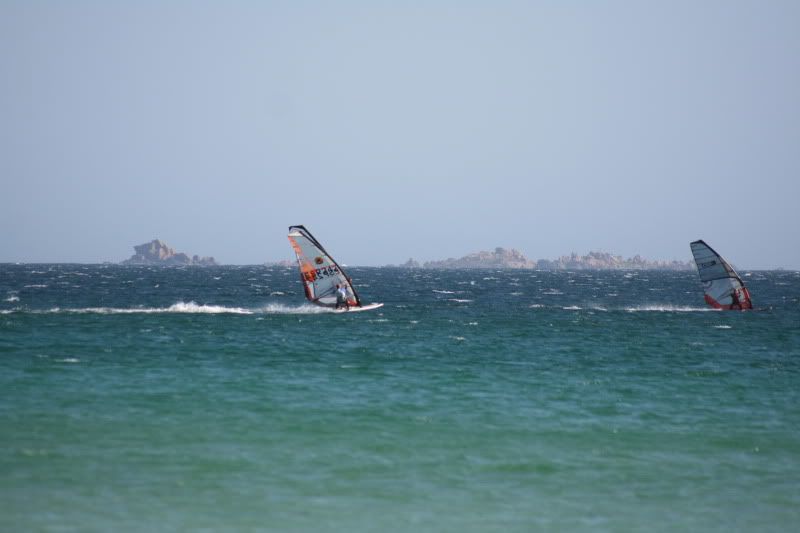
(287, 225, 361, 308)
(690, 240, 752, 310)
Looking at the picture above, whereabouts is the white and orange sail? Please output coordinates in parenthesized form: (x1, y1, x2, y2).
(690, 239, 752, 310)
(287, 225, 361, 308)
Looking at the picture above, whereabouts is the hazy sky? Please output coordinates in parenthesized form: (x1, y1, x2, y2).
(1, 1, 798, 268)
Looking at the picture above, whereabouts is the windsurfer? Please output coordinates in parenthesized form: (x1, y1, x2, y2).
(729, 289, 741, 310)
(335, 284, 349, 310)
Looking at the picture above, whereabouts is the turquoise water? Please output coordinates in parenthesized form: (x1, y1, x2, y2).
(2, 265, 799, 532)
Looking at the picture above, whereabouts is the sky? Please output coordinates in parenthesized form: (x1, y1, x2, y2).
(1, 1, 798, 268)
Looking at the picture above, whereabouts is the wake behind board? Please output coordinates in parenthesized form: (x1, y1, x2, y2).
(333, 302, 384, 313)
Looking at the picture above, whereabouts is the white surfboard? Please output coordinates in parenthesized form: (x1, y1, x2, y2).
(332, 302, 384, 313)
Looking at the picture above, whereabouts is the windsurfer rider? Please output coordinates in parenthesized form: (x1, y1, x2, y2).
(336, 284, 350, 310)
(729, 289, 742, 310)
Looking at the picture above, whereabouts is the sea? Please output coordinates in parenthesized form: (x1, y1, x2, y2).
(1, 264, 799, 532)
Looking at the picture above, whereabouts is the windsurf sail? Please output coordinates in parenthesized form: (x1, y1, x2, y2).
(287, 225, 361, 308)
(690, 239, 752, 310)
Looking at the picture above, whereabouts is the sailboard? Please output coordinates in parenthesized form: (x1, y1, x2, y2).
(690, 239, 752, 310)
(287, 225, 383, 312)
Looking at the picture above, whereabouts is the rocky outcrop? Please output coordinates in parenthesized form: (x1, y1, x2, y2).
(122, 239, 218, 266)
(423, 247, 537, 269)
(536, 251, 692, 270)
(264, 259, 295, 267)
(398, 258, 421, 268)
(406, 248, 692, 270)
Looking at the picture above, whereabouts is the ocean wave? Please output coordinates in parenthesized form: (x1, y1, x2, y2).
(4, 295, 19, 302)
(2, 302, 255, 315)
(433, 290, 455, 294)
(624, 305, 716, 313)
(258, 303, 332, 314)
(542, 289, 563, 295)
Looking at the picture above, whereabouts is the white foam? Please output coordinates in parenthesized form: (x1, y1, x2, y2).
(562, 306, 582, 310)
(55, 358, 80, 363)
(713, 325, 732, 329)
(433, 290, 455, 294)
(20, 302, 255, 315)
(258, 303, 332, 314)
(448, 299, 473, 303)
(4, 295, 19, 302)
(166, 302, 252, 314)
(624, 305, 716, 313)
(23, 284, 48, 288)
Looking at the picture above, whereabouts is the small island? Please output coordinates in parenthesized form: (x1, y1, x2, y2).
(122, 239, 218, 266)
(395, 248, 692, 270)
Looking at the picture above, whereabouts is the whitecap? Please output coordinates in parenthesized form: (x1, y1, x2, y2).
(448, 299, 473, 303)
(4, 295, 19, 302)
(713, 325, 732, 329)
(259, 303, 331, 314)
(562, 306, 582, 310)
(432, 290, 455, 294)
(27, 302, 255, 315)
(166, 302, 252, 314)
(624, 305, 715, 313)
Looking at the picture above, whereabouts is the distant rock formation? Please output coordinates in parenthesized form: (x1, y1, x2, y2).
(122, 239, 217, 266)
(400, 258, 421, 268)
(424, 247, 537, 269)
(399, 248, 692, 270)
(265, 259, 295, 267)
(536, 251, 692, 270)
